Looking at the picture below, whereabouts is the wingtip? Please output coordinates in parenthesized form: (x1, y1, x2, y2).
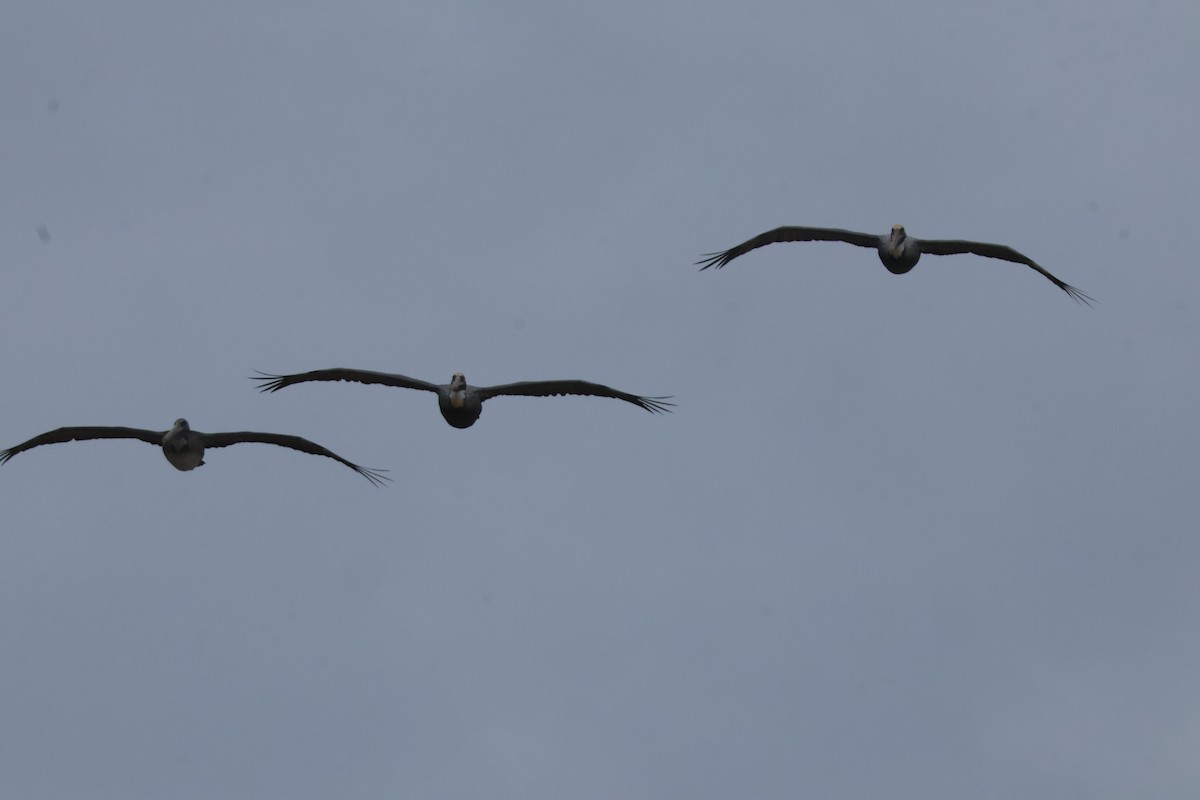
(360, 467, 392, 487)
(642, 396, 676, 414)
(249, 371, 285, 393)
(1064, 284, 1096, 306)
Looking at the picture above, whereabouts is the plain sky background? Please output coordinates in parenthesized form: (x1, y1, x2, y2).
(2, 1, 1198, 797)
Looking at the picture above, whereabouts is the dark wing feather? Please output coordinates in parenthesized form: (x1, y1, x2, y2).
(252, 368, 442, 394)
(697, 226, 881, 270)
(918, 239, 1094, 304)
(0, 426, 165, 464)
(200, 431, 391, 486)
(476, 380, 674, 413)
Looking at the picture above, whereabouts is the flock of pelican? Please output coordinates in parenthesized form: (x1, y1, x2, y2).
(2, 223, 1089, 483)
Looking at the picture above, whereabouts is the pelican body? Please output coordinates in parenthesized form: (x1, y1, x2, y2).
(442, 373, 480, 428)
(698, 224, 1092, 303)
(253, 370, 673, 429)
(162, 417, 206, 470)
(0, 418, 389, 485)
(879, 224, 923, 275)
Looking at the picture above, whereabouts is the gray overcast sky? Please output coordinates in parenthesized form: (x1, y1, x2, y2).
(2, 1, 1198, 797)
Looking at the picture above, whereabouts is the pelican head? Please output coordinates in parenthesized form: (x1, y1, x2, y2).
(448, 373, 468, 408)
(888, 224, 907, 257)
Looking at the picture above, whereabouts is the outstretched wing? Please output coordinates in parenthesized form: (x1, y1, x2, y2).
(201, 431, 391, 486)
(0, 426, 165, 464)
(918, 239, 1093, 305)
(697, 226, 881, 270)
(477, 380, 674, 414)
(252, 368, 442, 394)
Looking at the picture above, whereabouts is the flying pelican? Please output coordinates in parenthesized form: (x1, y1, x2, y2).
(697, 224, 1092, 303)
(0, 418, 389, 485)
(252, 369, 673, 429)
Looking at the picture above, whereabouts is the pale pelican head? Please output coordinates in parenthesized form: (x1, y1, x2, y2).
(448, 373, 468, 408)
(888, 224, 907, 258)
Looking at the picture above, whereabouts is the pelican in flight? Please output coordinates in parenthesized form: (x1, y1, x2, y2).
(0, 418, 389, 485)
(698, 224, 1092, 303)
(253, 369, 673, 429)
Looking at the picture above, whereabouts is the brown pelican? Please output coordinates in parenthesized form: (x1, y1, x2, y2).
(698, 224, 1092, 303)
(253, 369, 673, 429)
(0, 418, 389, 485)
